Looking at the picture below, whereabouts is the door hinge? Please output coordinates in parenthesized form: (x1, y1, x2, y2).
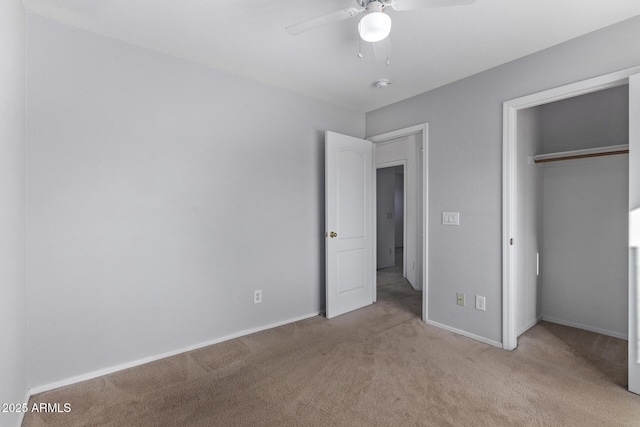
(510, 238, 514, 245)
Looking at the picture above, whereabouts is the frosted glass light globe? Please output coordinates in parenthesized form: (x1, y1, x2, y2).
(358, 12, 391, 43)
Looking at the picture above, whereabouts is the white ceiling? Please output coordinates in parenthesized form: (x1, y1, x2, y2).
(23, 0, 640, 112)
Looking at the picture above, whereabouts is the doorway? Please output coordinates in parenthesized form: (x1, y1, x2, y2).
(323, 124, 428, 322)
(376, 165, 405, 274)
(516, 86, 629, 340)
(502, 66, 640, 394)
(375, 164, 420, 315)
(369, 123, 428, 321)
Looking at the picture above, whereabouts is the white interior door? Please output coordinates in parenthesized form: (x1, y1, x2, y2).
(325, 131, 373, 319)
(628, 74, 640, 394)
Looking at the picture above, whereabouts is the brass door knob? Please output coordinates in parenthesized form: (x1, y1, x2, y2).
(329, 231, 337, 238)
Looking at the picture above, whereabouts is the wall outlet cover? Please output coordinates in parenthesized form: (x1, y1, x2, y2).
(442, 212, 460, 226)
(254, 290, 262, 304)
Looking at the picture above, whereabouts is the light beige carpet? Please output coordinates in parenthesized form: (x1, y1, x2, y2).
(24, 274, 638, 426)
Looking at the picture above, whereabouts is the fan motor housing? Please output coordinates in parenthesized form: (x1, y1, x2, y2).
(358, 0, 392, 9)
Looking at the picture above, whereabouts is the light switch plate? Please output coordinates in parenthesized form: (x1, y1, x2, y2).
(442, 212, 460, 226)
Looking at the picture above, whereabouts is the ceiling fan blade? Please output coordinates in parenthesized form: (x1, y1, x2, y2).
(391, 0, 475, 12)
(285, 7, 363, 36)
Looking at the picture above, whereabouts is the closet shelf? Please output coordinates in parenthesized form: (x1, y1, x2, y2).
(533, 144, 629, 164)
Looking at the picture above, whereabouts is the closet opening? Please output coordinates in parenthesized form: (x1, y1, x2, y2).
(515, 85, 629, 385)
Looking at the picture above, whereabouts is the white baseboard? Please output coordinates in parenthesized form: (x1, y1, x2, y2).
(29, 311, 321, 396)
(423, 319, 503, 348)
(517, 316, 542, 337)
(541, 316, 628, 340)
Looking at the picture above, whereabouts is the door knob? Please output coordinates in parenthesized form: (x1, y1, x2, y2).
(328, 231, 337, 238)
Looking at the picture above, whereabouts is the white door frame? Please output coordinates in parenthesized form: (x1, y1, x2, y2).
(502, 66, 640, 351)
(369, 123, 429, 322)
(375, 160, 408, 285)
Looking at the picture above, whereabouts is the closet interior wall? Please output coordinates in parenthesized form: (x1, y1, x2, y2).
(517, 85, 630, 339)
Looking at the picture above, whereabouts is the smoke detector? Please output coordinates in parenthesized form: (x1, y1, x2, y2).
(373, 79, 391, 88)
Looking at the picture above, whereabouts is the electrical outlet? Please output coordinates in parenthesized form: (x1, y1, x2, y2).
(254, 290, 262, 304)
(456, 293, 465, 306)
(475, 295, 486, 311)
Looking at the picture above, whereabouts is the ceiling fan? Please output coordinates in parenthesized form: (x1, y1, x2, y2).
(285, 0, 476, 43)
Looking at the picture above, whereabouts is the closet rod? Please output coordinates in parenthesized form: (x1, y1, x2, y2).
(533, 144, 629, 164)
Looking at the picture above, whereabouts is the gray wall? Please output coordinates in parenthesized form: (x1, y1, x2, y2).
(366, 16, 640, 343)
(541, 85, 629, 152)
(26, 15, 364, 388)
(0, 0, 27, 425)
(516, 107, 543, 335)
(541, 156, 629, 337)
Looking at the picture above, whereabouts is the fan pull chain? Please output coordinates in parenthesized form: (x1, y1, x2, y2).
(386, 42, 390, 66)
(358, 37, 363, 59)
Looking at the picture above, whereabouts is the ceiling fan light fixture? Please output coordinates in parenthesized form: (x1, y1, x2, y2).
(358, 3, 391, 43)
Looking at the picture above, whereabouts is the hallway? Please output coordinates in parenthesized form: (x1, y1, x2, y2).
(376, 248, 421, 318)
